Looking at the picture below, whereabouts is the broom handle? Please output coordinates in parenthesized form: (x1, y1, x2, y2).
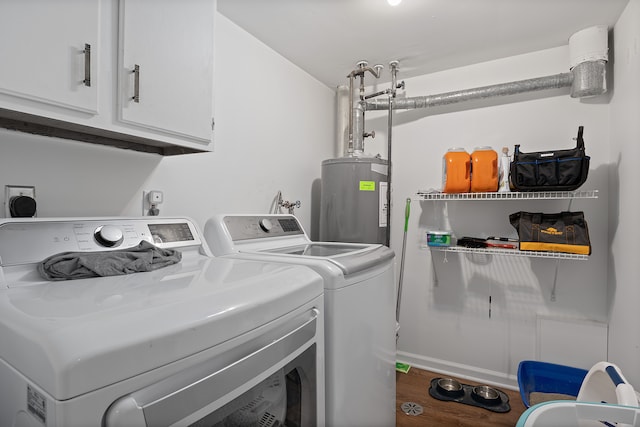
(396, 198, 411, 324)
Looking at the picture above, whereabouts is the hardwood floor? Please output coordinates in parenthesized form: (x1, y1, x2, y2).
(396, 367, 527, 426)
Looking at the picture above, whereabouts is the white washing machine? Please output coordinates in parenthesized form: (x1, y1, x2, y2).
(0, 217, 324, 427)
(204, 214, 396, 427)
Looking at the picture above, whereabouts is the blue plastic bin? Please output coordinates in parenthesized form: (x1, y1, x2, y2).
(517, 360, 588, 408)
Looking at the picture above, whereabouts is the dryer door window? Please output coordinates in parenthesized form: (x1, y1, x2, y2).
(189, 347, 317, 427)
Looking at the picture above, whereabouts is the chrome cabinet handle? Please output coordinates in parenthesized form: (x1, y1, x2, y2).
(132, 64, 140, 103)
(82, 43, 91, 87)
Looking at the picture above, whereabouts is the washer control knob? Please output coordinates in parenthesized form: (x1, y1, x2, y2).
(94, 225, 124, 247)
(259, 218, 274, 232)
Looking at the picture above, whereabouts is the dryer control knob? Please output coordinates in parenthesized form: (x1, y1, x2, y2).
(94, 225, 124, 247)
(259, 218, 274, 232)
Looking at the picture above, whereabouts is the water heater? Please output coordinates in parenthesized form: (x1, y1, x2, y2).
(319, 156, 388, 244)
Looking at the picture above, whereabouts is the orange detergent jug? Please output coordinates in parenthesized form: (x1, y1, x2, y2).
(471, 147, 498, 192)
(442, 148, 471, 193)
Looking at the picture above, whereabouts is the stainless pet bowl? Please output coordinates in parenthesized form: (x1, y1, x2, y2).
(471, 385, 501, 405)
(436, 378, 464, 397)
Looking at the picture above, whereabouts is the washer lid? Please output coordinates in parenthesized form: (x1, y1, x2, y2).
(0, 256, 323, 400)
(255, 243, 395, 275)
(263, 243, 370, 256)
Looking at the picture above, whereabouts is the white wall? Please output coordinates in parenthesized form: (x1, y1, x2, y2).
(381, 46, 612, 388)
(608, 0, 640, 387)
(309, 3, 640, 391)
(0, 13, 335, 236)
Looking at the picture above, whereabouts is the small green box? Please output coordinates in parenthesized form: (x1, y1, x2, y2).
(427, 231, 451, 247)
(396, 362, 411, 373)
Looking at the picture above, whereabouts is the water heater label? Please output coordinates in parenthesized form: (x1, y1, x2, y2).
(379, 182, 388, 227)
(359, 181, 376, 191)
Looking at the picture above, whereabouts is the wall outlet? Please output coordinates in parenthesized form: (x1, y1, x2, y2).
(4, 185, 36, 218)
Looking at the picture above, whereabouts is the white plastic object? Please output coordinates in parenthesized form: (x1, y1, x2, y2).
(517, 401, 640, 427)
(569, 25, 609, 69)
(498, 147, 511, 193)
(577, 361, 639, 407)
(148, 190, 163, 204)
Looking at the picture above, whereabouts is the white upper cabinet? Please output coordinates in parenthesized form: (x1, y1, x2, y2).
(0, 0, 100, 114)
(0, 0, 215, 155)
(118, 0, 214, 144)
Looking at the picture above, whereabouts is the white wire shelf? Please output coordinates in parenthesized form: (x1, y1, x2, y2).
(425, 245, 590, 260)
(415, 190, 599, 201)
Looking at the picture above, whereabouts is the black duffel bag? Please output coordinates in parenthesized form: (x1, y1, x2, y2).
(509, 211, 591, 255)
(510, 126, 590, 192)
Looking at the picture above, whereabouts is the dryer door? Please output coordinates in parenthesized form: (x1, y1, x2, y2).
(104, 308, 320, 427)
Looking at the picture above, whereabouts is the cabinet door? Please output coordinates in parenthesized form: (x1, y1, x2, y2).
(0, 0, 100, 114)
(118, 0, 214, 144)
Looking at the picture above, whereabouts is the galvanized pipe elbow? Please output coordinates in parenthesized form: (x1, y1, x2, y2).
(352, 102, 366, 155)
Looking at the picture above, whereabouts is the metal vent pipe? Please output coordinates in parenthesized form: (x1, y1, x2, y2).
(354, 57, 606, 153)
(363, 71, 573, 112)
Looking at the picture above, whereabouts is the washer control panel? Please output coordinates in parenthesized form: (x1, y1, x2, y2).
(0, 217, 200, 266)
(223, 215, 304, 241)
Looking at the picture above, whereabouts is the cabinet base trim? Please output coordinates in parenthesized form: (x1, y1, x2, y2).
(0, 109, 208, 156)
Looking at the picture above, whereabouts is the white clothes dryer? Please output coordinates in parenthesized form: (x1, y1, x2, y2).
(0, 217, 324, 427)
(204, 214, 396, 427)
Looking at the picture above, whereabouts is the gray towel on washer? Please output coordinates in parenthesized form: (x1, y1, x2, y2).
(38, 240, 182, 281)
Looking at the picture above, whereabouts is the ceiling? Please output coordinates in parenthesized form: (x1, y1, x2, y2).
(217, 0, 629, 89)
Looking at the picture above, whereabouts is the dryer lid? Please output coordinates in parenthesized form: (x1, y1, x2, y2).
(0, 256, 323, 400)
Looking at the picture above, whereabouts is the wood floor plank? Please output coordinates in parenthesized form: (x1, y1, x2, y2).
(396, 367, 527, 426)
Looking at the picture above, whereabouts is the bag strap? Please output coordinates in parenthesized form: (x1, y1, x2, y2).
(531, 213, 543, 224)
(561, 212, 574, 226)
(575, 126, 585, 150)
(514, 144, 520, 156)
